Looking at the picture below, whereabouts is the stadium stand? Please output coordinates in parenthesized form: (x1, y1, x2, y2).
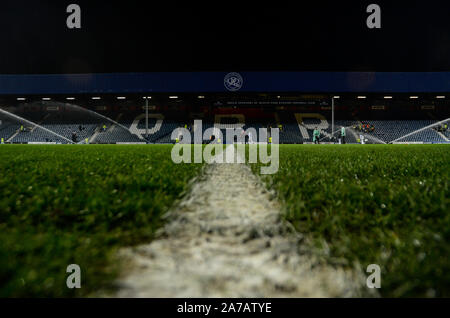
(0, 103, 448, 144)
(95, 126, 143, 144)
(443, 129, 450, 139)
(0, 120, 19, 141)
(360, 120, 440, 143)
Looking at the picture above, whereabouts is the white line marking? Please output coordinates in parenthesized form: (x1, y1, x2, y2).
(108, 145, 371, 297)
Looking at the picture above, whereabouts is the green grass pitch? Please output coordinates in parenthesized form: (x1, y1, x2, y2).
(252, 144, 450, 297)
(0, 144, 448, 297)
(0, 145, 202, 297)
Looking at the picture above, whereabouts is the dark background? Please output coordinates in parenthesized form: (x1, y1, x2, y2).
(1, 0, 450, 74)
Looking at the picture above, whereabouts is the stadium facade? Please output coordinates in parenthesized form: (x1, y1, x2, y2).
(0, 71, 449, 145)
(2, 71, 450, 94)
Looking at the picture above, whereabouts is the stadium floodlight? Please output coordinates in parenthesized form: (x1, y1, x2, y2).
(333, 96, 340, 99)
(117, 96, 126, 100)
(169, 96, 178, 99)
(384, 96, 393, 99)
(42, 97, 51, 101)
(357, 96, 367, 99)
(143, 96, 152, 99)
(66, 97, 76, 100)
(198, 96, 205, 99)
(436, 96, 446, 99)
(16, 97, 26, 101)
(92, 97, 101, 100)
(410, 96, 419, 99)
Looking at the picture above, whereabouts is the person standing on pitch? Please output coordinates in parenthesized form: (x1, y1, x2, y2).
(313, 127, 320, 144)
(341, 126, 346, 144)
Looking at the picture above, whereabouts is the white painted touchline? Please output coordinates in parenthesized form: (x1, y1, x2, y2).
(106, 145, 371, 298)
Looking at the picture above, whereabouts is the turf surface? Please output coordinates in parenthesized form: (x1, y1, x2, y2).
(0, 145, 202, 297)
(252, 144, 450, 297)
(1, 144, 449, 297)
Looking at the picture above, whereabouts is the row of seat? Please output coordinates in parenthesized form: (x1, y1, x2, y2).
(1, 113, 448, 144)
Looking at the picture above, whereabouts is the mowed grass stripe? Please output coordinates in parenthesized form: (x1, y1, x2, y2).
(252, 144, 450, 297)
(0, 145, 202, 297)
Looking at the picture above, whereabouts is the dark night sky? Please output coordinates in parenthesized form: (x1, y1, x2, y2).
(1, 0, 450, 74)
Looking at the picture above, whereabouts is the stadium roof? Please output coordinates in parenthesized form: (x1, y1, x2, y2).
(1, 72, 450, 95)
